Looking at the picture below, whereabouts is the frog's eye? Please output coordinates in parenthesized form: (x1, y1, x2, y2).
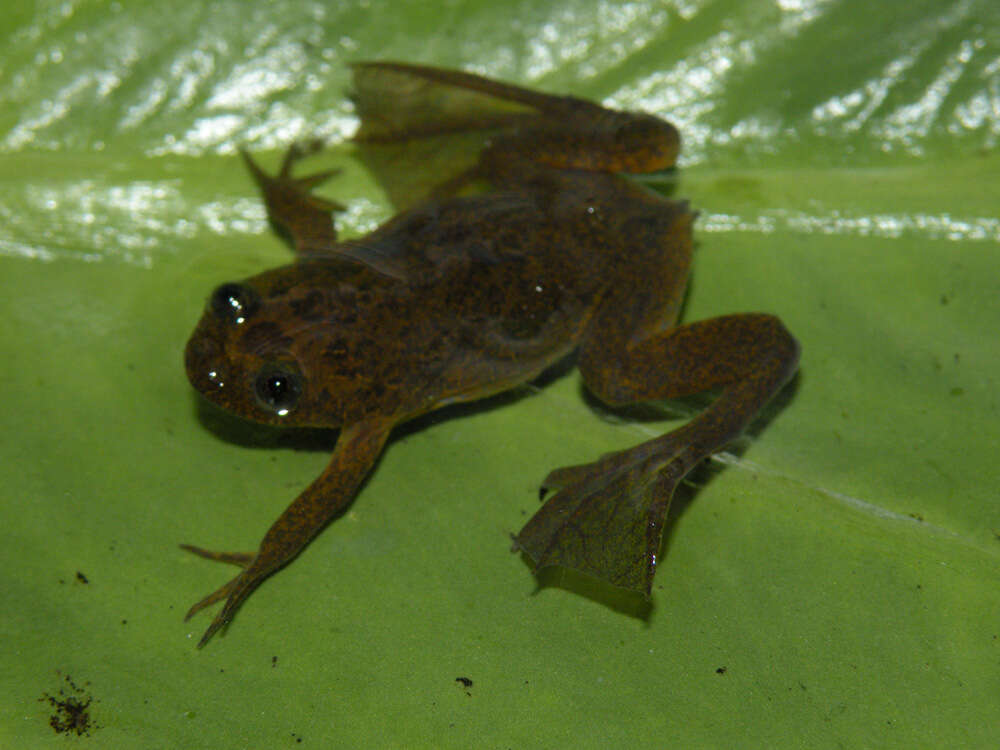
(210, 283, 259, 325)
(254, 363, 303, 417)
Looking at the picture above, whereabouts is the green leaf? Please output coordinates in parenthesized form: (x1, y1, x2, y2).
(2, 1, 997, 747)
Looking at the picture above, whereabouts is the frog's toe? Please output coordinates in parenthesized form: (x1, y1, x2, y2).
(539, 462, 594, 498)
(538, 450, 627, 499)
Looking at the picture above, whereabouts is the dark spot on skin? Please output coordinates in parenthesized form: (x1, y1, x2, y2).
(289, 289, 326, 321)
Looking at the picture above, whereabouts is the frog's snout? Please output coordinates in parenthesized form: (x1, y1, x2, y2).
(185, 333, 228, 396)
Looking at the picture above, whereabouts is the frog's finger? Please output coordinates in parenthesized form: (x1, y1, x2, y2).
(183, 578, 236, 621)
(295, 168, 341, 191)
(179, 544, 254, 567)
(182, 565, 268, 648)
(191, 573, 264, 648)
(279, 137, 325, 177)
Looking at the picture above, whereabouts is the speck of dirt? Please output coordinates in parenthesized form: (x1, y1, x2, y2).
(39, 673, 98, 737)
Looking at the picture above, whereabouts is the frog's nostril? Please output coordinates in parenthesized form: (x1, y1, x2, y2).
(185, 335, 227, 392)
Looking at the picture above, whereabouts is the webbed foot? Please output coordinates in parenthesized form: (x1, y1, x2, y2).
(515, 440, 687, 595)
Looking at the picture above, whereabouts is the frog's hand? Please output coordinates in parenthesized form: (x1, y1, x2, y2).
(351, 61, 680, 176)
(181, 419, 393, 648)
(241, 142, 345, 256)
(516, 313, 800, 595)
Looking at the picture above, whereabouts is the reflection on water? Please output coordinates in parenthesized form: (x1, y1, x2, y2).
(701, 209, 1000, 242)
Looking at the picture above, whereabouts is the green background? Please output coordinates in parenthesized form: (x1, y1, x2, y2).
(2, 0, 998, 747)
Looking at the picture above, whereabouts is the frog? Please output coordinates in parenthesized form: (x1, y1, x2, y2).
(181, 62, 800, 647)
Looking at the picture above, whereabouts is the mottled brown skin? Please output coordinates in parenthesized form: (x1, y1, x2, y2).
(182, 63, 799, 647)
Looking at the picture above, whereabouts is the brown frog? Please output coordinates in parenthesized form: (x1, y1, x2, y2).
(182, 62, 799, 647)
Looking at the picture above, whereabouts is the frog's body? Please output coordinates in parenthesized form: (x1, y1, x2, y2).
(182, 62, 799, 647)
(187, 170, 689, 432)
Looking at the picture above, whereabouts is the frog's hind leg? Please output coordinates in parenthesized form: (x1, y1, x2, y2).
(514, 209, 799, 596)
(517, 314, 799, 595)
(240, 141, 345, 256)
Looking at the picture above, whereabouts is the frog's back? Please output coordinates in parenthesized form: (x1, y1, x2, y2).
(353, 191, 603, 413)
(348, 170, 691, 414)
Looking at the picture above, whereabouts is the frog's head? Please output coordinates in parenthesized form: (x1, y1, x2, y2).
(185, 264, 365, 428)
(611, 111, 681, 173)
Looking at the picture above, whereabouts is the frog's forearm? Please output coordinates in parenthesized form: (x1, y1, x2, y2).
(183, 419, 393, 647)
(253, 419, 393, 574)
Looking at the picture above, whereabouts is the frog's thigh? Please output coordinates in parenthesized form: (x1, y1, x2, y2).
(578, 312, 800, 409)
(519, 309, 798, 595)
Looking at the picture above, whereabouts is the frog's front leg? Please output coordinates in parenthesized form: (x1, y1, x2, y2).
(240, 141, 345, 255)
(515, 308, 799, 595)
(182, 419, 392, 647)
